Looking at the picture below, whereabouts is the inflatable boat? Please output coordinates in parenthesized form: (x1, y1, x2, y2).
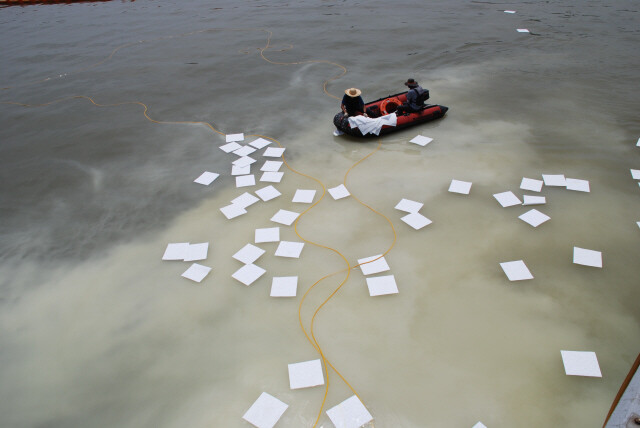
(333, 91, 448, 138)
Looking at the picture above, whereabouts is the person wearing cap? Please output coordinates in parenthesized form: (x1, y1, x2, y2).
(396, 78, 429, 116)
(341, 87, 367, 117)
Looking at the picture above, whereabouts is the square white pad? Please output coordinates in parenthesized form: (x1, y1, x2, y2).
(288, 359, 325, 389)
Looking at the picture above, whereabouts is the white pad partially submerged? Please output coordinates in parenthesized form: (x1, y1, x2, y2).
(519, 209, 550, 227)
(261, 160, 283, 172)
(242, 392, 288, 428)
(573, 247, 602, 268)
(523, 195, 546, 205)
(162, 242, 190, 260)
(236, 175, 256, 188)
(328, 184, 350, 200)
(542, 174, 566, 187)
(184, 242, 209, 262)
(520, 177, 543, 192)
(292, 189, 316, 203)
(271, 209, 300, 226)
(566, 178, 590, 192)
(288, 359, 325, 389)
(181, 263, 211, 283)
(395, 198, 423, 213)
(500, 260, 533, 281)
(233, 243, 265, 264)
(517, 28, 530, 33)
(270, 276, 298, 297)
(409, 135, 433, 146)
(365, 275, 399, 296)
(225, 133, 244, 143)
(493, 191, 522, 207)
(631, 169, 640, 180)
(260, 171, 284, 183)
(357, 254, 390, 275)
(194, 171, 219, 186)
(449, 179, 472, 194)
(232, 263, 266, 286)
(326, 395, 373, 428)
(401, 212, 432, 230)
(232, 192, 260, 209)
(560, 350, 602, 377)
(220, 142, 242, 153)
(255, 227, 280, 243)
(275, 241, 304, 258)
(255, 185, 281, 201)
(220, 204, 247, 219)
(264, 147, 285, 157)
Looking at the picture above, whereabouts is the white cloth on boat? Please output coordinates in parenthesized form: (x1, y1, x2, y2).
(348, 113, 397, 136)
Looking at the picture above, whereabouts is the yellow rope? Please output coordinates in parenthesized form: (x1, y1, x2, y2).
(1, 28, 397, 427)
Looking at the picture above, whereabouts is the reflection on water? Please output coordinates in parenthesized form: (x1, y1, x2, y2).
(1, 0, 639, 427)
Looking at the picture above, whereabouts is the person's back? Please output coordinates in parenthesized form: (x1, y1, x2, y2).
(397, 78, 429, 115)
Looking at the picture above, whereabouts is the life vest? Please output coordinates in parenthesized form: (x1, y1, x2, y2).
(411, 87, 430, 106)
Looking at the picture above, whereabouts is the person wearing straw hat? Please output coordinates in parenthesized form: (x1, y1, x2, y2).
(341, 87, 368, 118)
(396, 78, 429, 116)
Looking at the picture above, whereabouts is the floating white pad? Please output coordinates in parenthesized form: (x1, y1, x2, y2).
(395, 198, 423, 213)
(542, 174, 566, 187)
(275, 241, 304, 258)
(292, 189, 316, 203)
(220, 204, 247, 219)
(236, 175, 256, 188)
(255, 185, 281, 201)
(493, 191, 522, 207)
(184, 242, 209, 262)
(565, 178, 590, 192)
(271, 209, 300, 226)
(232, 192, 260, 209)
(521, 177, 543, 192)
(500, 260, 533, 281)
(162, 242, 190, 261)
(560, 350, 602, 377)
(523, 195, 546, 205)
(409, 135, 433, 146)
(232, 263, 266, 286)
(255, 227, 280, 243)
(194, 171, 219, 186)
(401, 212, 432, 230)
(288, 359, 325, 389)
(225, 133, 244, 143)
(365, 275, 399, 296)
(233, 156, 257, 167)
(219, 142, 242, 153)
(637, 138, 640, 147)
(326, 395, 373, 428)
(233, 145, 257, 157)
(264, 147, 285, 157)
(260, 171, 284, 183)
(249, 138, 273, 149)
(328, 184, 350, 200)
(637, 221, 640, 229)
(631, 169, 640, 180)
(232, 164, 251, 176)
(270, 276, 298, 297)
(449, 179, 472, 194)
(517, 28, 530, 33)
(261, 160, 283, 172)
(573, 247, 602, 268)
(357, 254, 390, 275)
(519, 209, 550, 227)
(242, 392, 288, 428)
(181, 263, 211, 283)
(233, 243, 266, 264)
(473, 423, 488, 428)
(504, 10, 516, 13)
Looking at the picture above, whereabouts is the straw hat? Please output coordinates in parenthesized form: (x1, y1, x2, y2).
(404, 78, 419, 88)
(345, 88, 362, 97)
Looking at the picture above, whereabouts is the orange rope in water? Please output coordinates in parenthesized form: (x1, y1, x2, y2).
(1, 29, 396, 427)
